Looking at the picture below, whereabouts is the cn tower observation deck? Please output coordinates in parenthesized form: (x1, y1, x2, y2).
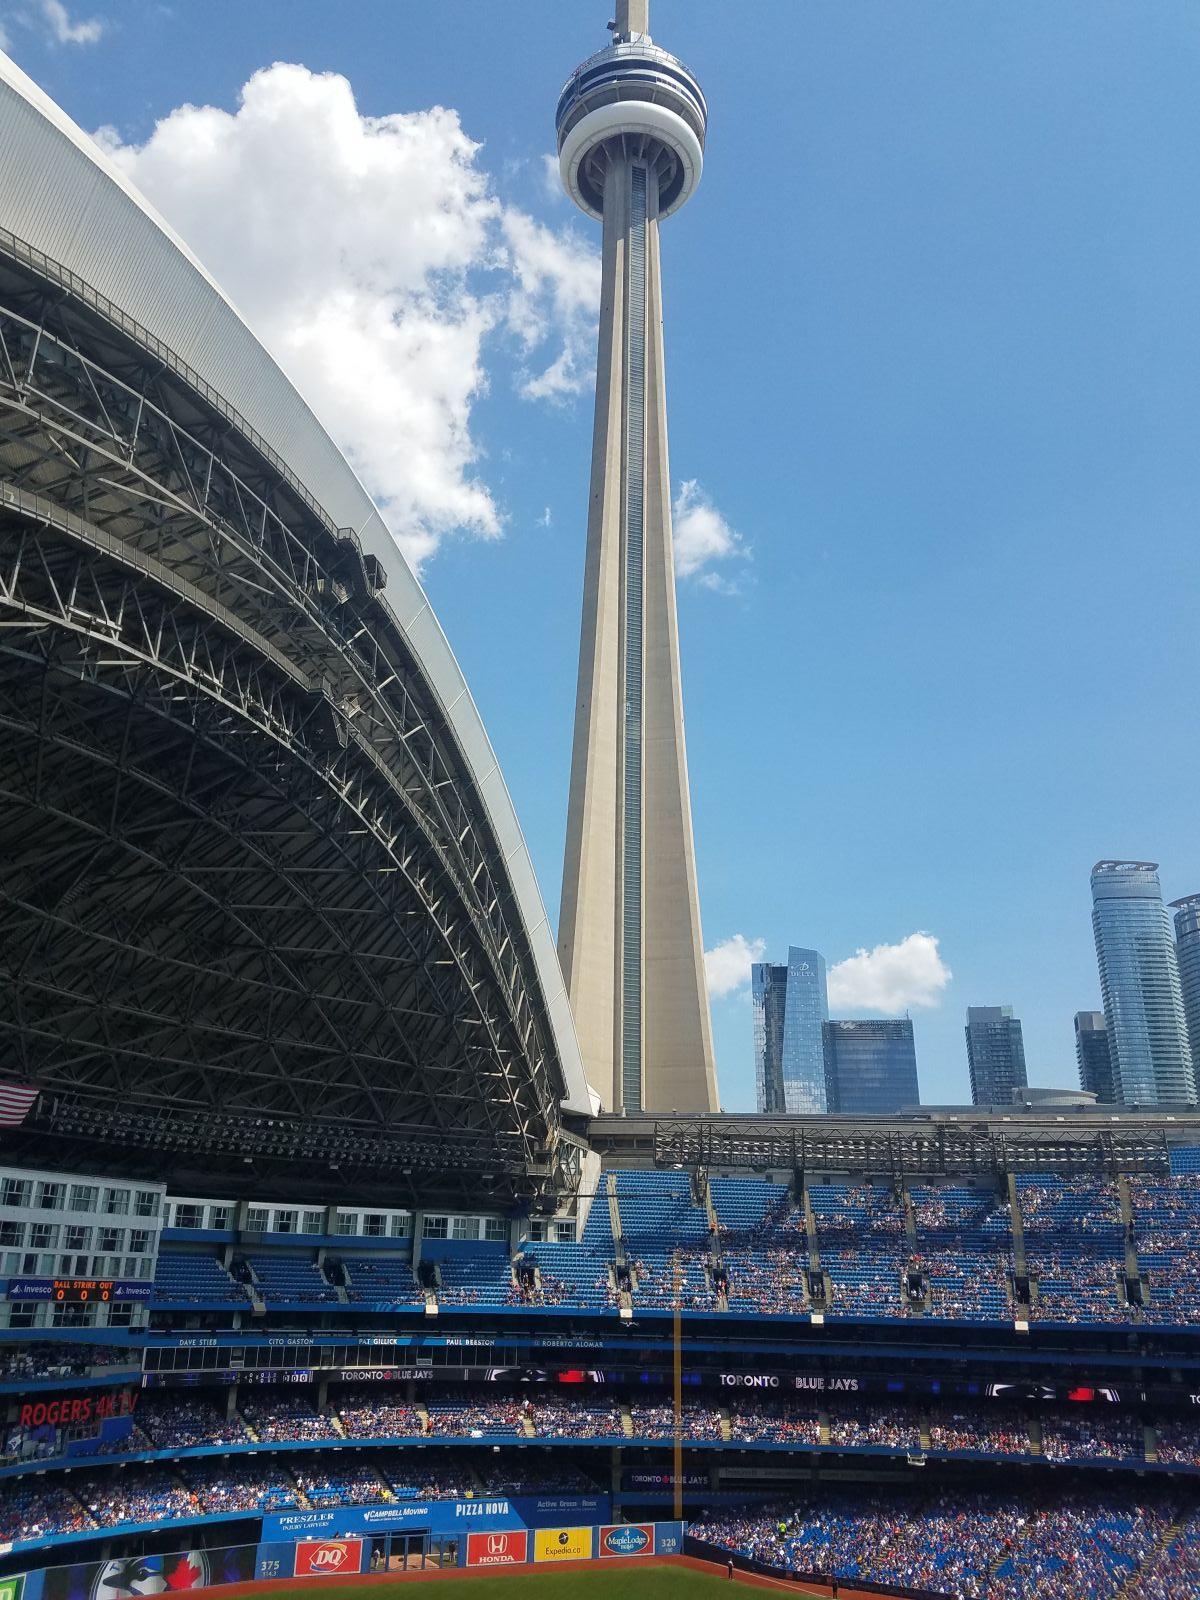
(555, 1, 719, 1117)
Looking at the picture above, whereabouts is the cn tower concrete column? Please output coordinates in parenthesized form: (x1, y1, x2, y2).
(556, 28, 718, 1114)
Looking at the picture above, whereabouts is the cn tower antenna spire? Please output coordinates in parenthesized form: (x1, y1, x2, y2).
(615, 0, 650, 37)
(555, 4, 716, 1113)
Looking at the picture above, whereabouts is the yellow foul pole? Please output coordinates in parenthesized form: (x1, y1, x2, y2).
(673, 1250, 683, 1521)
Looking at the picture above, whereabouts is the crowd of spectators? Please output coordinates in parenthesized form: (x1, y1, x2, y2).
(0, 1481, 96, 1544)
(0, 1452, 606, 1542)
(74, 1465, 201, 1527)
(334, 1389, 423, 1439)
(526, 1393, 623, 1439)
(240, 1396, 339, 1444)
(1122, 1509, 1200, 1600)
(728, 1399, 819, 1445)
(293, 1462, 393, 1507)
(628, 1401, 722, 1441)
(692, 1487, 1182, 1598)
(1041, 1409, 1144, 1463)
(0, 1343, 134, 1381)
(928, 1407, 1031, 1456)
(426, 1391, 528, 1438)
(826, 1402, 920, 1451)
(180, 1458, 304, 1513)
(1152, 1416, 1200, 1467)
(138, 1396, 247, 1450)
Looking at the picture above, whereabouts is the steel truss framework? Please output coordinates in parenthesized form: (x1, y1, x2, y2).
(651, 1119, 1171, 1178)
(0, 242, 571, 1206)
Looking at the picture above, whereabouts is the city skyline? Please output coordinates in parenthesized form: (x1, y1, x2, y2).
(16, 2, 1197, 1110)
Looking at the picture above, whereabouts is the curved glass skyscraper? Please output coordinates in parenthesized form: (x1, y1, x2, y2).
(1170, 893, 1200, 1081)
(1091, 861, 1195, 1105)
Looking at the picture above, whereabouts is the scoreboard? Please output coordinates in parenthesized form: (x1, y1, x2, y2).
(53, 1278, 113, 1304)
(7, 1276, 152, 1302)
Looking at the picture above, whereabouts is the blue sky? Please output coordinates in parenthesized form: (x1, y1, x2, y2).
(7, 0, 1198, 1108)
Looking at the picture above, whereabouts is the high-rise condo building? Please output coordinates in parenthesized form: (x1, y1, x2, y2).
(751, 963, 789, 1115)
(1074, 1010, 1115, 1104)
(1170, 894, 1200, 1091)
(751, 948, 830, 1114)
(556, 0, 718, 1112)
(1091, 862, 1195, 1105)
(965, 1006, 1028, 1106)
(823, 1019, 919, 1116)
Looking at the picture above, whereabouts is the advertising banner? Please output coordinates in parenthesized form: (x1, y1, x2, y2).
(261, 1494, 609, 1543)
(533, 1527, 593, 1563)
(599, 1524, 654, 1558)
(466, 1531, 529, 1567)
(0, 1578, 24, 1600)
(41, 1547, 257, 1600)
(293, 1540, 364, 1578)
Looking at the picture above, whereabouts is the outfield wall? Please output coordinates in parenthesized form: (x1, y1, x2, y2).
(0, 1520, 687, 1599)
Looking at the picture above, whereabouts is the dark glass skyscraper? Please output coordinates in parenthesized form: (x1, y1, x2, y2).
(751, 948, 828, 1114)
(751, 962, 789, 1114)
(823, 1019, 919, 1115)
(1170, 894, 1200, 1088)
(965, 1006, 1027, 1106)
(1091, 861, 1194, 1105)
(1074, 1010, 1115, 1104)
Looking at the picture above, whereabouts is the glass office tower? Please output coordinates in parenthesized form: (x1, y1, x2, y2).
(1091, 861, 1195, 1105)
(1170, 894, 1200, 1090)
(1074, 1010, 1115, 1103)
(781, 948, 829, 1114)
(823, 1019, 919, 1115)
(751, 949, 829, 1113)
(964, 1005, 1027, 1106)
(751, 962, 789, 1114)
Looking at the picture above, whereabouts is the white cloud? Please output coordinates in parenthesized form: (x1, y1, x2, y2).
(672, 479, 748, 588)
(500, 209, 599, 401)
(705, 933, 767, 1000)
(827, 932, 952, 1014)
(39, 0, 103, 43)
(98, 64, 597, 571)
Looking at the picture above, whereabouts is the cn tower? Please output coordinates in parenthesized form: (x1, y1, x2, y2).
(556, 0, 718, 1113)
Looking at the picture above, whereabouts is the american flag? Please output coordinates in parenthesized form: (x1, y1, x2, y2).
(0, 1084, 38, 1127)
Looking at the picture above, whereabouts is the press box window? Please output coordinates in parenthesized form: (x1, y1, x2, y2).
(1, 1179, 30, 1209)
(484, 1219, 508, 1243)
(69, 1185, 98, 1213)
(422, 1216, 448, 1240)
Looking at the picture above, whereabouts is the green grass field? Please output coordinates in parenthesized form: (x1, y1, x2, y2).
(256, 1568, 786, 1600)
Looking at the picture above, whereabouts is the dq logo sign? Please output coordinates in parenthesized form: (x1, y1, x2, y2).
(467, 1531, 529, 1567)
(294, 1540, 363, 1577)
(602, 1524, 653, 1557)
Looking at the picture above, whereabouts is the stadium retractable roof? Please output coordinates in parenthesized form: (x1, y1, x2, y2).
(0, 52, 590, 1206)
